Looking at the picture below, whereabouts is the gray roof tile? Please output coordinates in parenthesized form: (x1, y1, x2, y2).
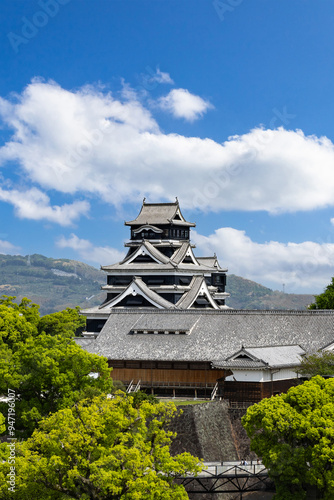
(79, 309, 334, 363)
(125, 202, 196, 227)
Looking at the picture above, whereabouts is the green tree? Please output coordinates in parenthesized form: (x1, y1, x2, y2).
(298, 351, 334, 378)
(37, 306, 86, 338)
(2, 333, 113, 436)
(1, 395, 201, 500)
(129, 391, 159, 408)
(0, 303, 38, 350)
(309, 277, 334, 309)
(0, 296, 40, 327)
(0, 413, 4, 434)
(242, 376, 334, 499)
(0, 298, 112, 436)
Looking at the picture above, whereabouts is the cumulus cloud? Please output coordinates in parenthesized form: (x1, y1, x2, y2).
(0, 187, 89, 226)
(158, 88, 213, 121)
(193, 228, 334, 294)
(0, 239, 20, 254)
(57, 233, 125, 266)
(1, 80, 334, 215)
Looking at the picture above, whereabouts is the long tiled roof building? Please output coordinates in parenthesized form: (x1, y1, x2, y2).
(79, 200, 334, 402)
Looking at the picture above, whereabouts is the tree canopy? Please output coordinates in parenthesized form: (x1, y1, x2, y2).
(298, 351, 334, 378)
(0, 394, 201, 500)
(0, 413, 4, 435)
(242, 376, 334, 500)
(37, 306, 86, 337)
(309, 277, 334, 309)
(0, 296, 112, 436)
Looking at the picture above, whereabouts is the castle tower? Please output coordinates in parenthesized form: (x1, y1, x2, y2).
(82, 199, 229, 336)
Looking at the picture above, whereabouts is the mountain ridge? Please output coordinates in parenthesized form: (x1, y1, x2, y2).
(0, 253, 315, 315)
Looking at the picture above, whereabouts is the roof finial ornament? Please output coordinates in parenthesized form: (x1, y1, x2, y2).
(214, 252, 217, 258)
(143, 197, 146, 204)
(175, 196, 178, 204)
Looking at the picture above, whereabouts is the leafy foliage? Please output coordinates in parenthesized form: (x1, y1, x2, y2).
(242, 376, 334, 499)
(129, 391, 159, 408)
(37, 306, 86, 337)
(0, 413, 4, 434)
(298, 351, 334, 377)
(1, 395, 201, 499)
(309, 277, 334, 309)
(0, 296, 112, 436)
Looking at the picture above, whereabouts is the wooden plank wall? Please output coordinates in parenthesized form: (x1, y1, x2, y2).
(111, 367, 225, 386)
(220, 379, 300, 404)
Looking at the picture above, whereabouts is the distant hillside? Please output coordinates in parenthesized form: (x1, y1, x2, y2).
(0, 254, 105, 315)
(226, 274, 315, 310)
(0, 255, 316, 314)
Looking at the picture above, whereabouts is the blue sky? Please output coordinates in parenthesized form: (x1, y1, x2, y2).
(1, 0, 334, 294)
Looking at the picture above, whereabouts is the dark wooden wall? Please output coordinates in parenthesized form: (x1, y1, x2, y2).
(109, 360, 225, 388)
(219, 379, 300, 404)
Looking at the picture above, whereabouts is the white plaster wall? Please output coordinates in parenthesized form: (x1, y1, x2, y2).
(272, 368, 298, 381)
(225, 370, 264, 382)
(225, 368, 299, 382)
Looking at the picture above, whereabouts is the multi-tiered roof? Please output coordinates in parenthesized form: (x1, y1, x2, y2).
(82, 199, 229, 335)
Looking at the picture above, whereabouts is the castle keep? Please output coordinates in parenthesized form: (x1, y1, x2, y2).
(83, 199, 229, 336)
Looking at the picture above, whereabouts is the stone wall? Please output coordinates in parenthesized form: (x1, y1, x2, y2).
(170, 401, 239, 461)
(169, 401, 274, 500)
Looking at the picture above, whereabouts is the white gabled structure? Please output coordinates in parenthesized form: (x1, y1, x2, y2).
(213, 345, 306, 383)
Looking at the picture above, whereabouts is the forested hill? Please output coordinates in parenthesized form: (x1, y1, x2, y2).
(226, 274, 315, 310)
(0, 254, 105, 315)
(0, 254, 315, 315)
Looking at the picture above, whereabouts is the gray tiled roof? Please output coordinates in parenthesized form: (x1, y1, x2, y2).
(100, 261, 222, 273)
(197, 256, 220, 268)
(243, 345, 305, 367)
(213, 359, 269, 369)
(125, 202, 196, 227)
(121, 241, 171, 265)
(213, 345, 306, 369)
(99, 277, 176, 310)
(175, 276, 204, 309)
(101, 261, 177, 272)
(171, 242, 192, 264)
(131, 277, 176, 308)
(77, 309, 334, 363)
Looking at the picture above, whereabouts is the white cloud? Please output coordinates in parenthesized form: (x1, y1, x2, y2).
(57, 233, 125, 266)
(0, 187, 89, 226)
(1, 80, 334, 215)
(0, 239, 20, 254)
(193, 228, 334, 294)
(158, 88, 213, 121)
